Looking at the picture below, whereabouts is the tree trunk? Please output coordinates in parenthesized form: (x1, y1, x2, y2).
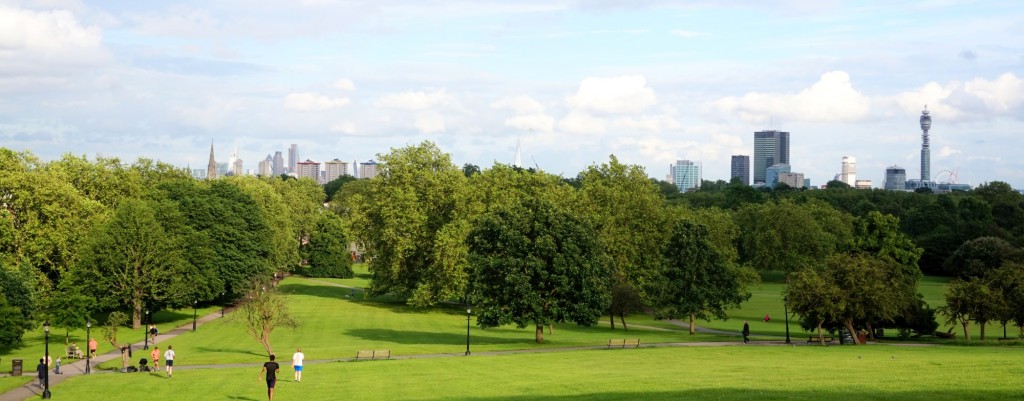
(961, 320, 971, 341)
(866, 321, 875, 341)
(816, 322, 825, 345)
(609, 311, 615, 330)
(688, 313, 696, 335)
(619, 313, 628, 332)
(535, 324, 544, 343)
(844, 319, 860, 345)
(548, 324, 553, 335)
(979, 321, 986, 340)
(133, 298, 142, 329)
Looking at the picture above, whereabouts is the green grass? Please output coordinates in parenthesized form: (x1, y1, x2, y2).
(0, 375, 32, 393)
(50, 345, 1024, 400)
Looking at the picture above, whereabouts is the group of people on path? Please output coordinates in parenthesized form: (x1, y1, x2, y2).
(257, 348, 304, 401)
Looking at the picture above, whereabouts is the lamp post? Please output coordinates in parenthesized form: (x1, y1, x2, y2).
(143, 310, 150, 350)
(783, 296, 791, 344)
(465, 308, 471, 356)
(192, 300, 198, 332)
(43, 321, 51, 399)
(85, 319, 91, 374)
(220, 292, 225, 317)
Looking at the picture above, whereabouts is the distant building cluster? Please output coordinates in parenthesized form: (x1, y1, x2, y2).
(193, 143, 378, 183)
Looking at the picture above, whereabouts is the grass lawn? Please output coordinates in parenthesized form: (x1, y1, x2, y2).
(52, 344, 1024, 401)
(0, 376, 32, 393)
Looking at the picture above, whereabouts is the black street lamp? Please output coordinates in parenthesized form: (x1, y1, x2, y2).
(192, 300, 198, 332)
(220, 292, 225, 317)
(43, 321, 51, 399)
(85, 319, 91, 374)
(143, 310, 150, 350)
(783, 296, 791, 344)
(465, 308, 472, 356)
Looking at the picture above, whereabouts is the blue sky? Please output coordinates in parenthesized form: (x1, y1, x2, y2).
(2, 0, 1023, 187)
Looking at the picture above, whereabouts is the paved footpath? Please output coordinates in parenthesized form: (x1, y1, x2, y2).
(0, 307, 234, 401)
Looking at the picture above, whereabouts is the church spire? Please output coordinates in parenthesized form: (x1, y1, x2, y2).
(207, 141, 216, 180)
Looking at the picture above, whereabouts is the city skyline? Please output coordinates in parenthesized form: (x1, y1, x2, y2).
(2, 1, 1023, 188)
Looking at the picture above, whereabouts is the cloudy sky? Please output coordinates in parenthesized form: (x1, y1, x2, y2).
(3, 0, 1023, 188)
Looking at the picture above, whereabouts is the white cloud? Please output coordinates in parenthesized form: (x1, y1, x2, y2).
(888, 73, 1024, 122)
(611, 114, 680, 132)
(330, 122, 356, 134)
(333, 78, 356, 91)
(283, 92, 351, 111)
(491, 95, 545, 115)
(566, 75, 657, 115)
(670, 30, 706, 38)
(414, 111, 445, 134)
(709, 71, 871, 123)
(558, 111, 607, 134)
(375, 90, 453, 111)
(939, 145, 961, 158)
(0, 6, 102, 50)
(505, 114, 554, 132)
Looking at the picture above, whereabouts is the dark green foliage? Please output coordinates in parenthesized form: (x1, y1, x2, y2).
(323, 175, 357, 202)
(306, 213, 353, 278)
(944, 236, 1023, 278)
(462, 163, 481, 177)
(0, 264, 34, 346)
(468, 197, 609, 343)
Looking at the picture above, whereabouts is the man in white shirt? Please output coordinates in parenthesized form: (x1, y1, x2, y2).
(292, 348, 304, 382)
(163, 345, 176, 377)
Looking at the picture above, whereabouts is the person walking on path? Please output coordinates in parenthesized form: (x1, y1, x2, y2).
(149, 324, 159, 344)
(292, 348, 304, 382)
(742, 321, 750, 344)
(164, 345, 176, 377)
(258, 355, 281, 401)
(54, 357, 62, 375)
(150, 346, 161, 370)
(88, 338, 98, 357)
(36, 359, 47, 387)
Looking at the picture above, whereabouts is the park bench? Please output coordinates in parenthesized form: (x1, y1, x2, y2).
(607, 339, 640, 349)
(355, 350, 391, 360)
(807, 335, 834, 345)
(66, 347, 83, 359)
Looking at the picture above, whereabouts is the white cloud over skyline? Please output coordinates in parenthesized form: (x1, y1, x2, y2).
(1, 1, 1023, 188)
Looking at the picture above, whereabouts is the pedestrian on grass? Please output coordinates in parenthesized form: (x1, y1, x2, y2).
(36, 359, 46, 387)
(763, 314, 771, 323)
(54, 357, 62, 374)
(258, 354, 281, 401)
(88, 338, 98, 357)
(742, 321, 750, 344)
(164, 345, 176, 377)
(150, 346, 160, 370)
(149, 324, 159, 344)
(292, 347, 304, 382)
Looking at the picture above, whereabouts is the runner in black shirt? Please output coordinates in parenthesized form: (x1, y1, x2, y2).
(258, 354, 281, 401)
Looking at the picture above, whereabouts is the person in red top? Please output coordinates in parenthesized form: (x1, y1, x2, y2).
(88, 338, 98, 357)
(150, 346, 160, 370)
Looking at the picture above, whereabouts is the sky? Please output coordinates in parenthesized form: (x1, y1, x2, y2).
(2, 0, 1023, 188)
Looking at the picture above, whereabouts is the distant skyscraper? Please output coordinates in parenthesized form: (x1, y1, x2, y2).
(777, 172, 805, 188)
(258, 155, 273, 176)
(206, 142, 216, 180)
(296, 159, 321, 182)
(841, 156, 856, 186)
(884, 165, 906, 191)
(359, 160, 379, 179)
(730, 155, 750, 185)
(323, 159, 349, 183)
(920, 106, 931, 182)
(669, 160, 701, 192)
(288, 144, 298, 174)
(514, 138, 522, 168)
(753, 130, 790, 184)
(216, 162, 228, 178)
(272, 151, 285, 175)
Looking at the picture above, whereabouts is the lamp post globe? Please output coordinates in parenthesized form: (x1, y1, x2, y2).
(43, 321, 51, 399)
(85, 319, 92, 374)
(465, 308, 472, 356)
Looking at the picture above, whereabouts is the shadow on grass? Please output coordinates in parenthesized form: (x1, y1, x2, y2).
(345, 328, 531, 346)
(227, 396, 259, 401)
(194, 346, 266, 358)
(459, 389, 1023, 401)
(281, 280, 471, 315)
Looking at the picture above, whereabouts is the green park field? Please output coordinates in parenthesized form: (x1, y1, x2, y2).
(4, 269, 1023, 400)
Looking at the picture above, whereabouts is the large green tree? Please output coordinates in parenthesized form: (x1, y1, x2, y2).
(734, 199, 852, 276)
(785, 268, 844, 344)
(305, 212, 353, 278)
(468, 197, 609, 343)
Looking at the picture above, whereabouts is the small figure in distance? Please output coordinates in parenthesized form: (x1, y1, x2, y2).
(149, 324, 159, 344)
(763, 314, 771, 323)
(742, 321, 750, 344)
(150, 346, 160, 371)
(259, 354, 281, 401)
(36, 358, 46, 387)
(292, 347, 304, 382)
(54, 357, 62, 375)
(88, 338, 98, 357)
(164, 345, 176, 377)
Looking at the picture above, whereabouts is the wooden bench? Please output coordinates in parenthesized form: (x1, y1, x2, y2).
(66, 348, 83, 359)
(355, 350, 391, 360)
(807, 335, 834, 345)
(607, 339, 640, 349)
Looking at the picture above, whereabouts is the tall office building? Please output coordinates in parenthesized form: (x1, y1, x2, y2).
(272, 151, 285, 175)
(884, 166, 906, 191)
(920, 107, 931, 182)
(288, 144, 299, 174)
(258, 155, 273, 176)
(296, 159, 321, 182)
(669, 160, 701, 192)
(840, 156, 856, 186)
(753, 130, 790, 184)
(206, 142, 216, 180)
(323, 159, 349, 183)
(359, 160, 379, 179)
(216, 162, 229, 178)
(730, 155, 750, 185)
